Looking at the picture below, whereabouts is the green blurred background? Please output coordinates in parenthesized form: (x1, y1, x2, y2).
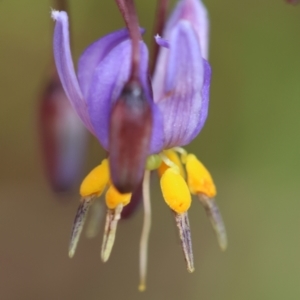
(0, 0, 300, 299)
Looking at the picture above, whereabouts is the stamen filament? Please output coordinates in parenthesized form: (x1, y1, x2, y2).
(101, 204, 123, 262)
(138, 170, 151, 292)
(174, 211, 194, 273)
(69, 196, 94, 258)
(198, 194, 228, 251)
(160, 153, 180, 174)
(173, 147, 188, 164)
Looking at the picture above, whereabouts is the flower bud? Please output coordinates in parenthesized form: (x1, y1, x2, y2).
(109, 80, 152, 193)
(39, 75, 88, 193)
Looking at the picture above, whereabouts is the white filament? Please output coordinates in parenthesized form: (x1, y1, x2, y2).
(138, 170, 151, 292)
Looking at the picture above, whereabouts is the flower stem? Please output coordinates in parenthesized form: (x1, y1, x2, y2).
(54, 0, 68, 11)
(115, 0, 142, 80)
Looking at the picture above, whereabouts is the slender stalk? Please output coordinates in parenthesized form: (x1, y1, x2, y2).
(138, 170, 151, 292)
(54, 0, 68, 11)
(115, 0, 142, 80)
(150, 0, 170, 75)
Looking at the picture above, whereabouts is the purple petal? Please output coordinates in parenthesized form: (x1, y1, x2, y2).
(155, 21, 209, 149)
(86, 40, 131, 150)
(52, 10, 95, 135)
(190, 58, 211, 139)
(164, 0, 209, 59)
(78, 29, 132, 99)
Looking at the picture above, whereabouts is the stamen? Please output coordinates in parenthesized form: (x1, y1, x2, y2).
(138, 170, 151, 292)
(69, 196, 94, 258)
(85, 201, 104, 239)
(160, 168, 191, 213)
(173, 147, 188, 164)
(101, 204, 123, 262)
(80, 159, 109, 198)
(160, 153, 180, 174)
(185, 154, 216, 198)
(158, 150, 185, 178)
(174, 211, 194, 273)
(198, 194, 228, 251)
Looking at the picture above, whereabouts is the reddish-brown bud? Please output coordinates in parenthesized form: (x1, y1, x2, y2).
(109, 80, 152, 193)
(39, 75, 88, 193)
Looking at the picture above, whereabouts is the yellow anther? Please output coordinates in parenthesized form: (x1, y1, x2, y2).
(160, 168, 191, 213)
(80, 159, 109, 197)
(105, 185, 131, 209)
(186, 154, 216, 197)
(158, 149, 185, 178)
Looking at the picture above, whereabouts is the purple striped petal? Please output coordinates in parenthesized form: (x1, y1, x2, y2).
(78, 29, 132, 99)
(154, 21, 209, 149)
(164, 0, 209, 59)
(152, 0, 210, 104)
(86, 40, 132, 151)
(52, 10, 95, 135)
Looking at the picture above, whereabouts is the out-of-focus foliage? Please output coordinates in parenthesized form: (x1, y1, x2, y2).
(0, 0, 300, 299)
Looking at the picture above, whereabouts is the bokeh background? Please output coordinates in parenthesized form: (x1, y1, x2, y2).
(1, 0, 300, 299)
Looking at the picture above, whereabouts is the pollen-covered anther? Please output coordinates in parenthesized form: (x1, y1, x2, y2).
(199, 194, 228, 251)
(80, 159, 109, 198)
(68, 159, 110, 258)
(185, 154, 216, 197)
(174, 211, 194, 273)
(186, 154, 227, 251)
(101, 185, 132, 262)
(160, 168, 194, 272)
(160, 168, 191, 213)
(105, 184, 132, 209)
(69, 196, 94, 258)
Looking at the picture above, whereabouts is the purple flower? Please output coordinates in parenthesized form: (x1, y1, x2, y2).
(51, 0, 226, 291)
(51, 0, 210, 180)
